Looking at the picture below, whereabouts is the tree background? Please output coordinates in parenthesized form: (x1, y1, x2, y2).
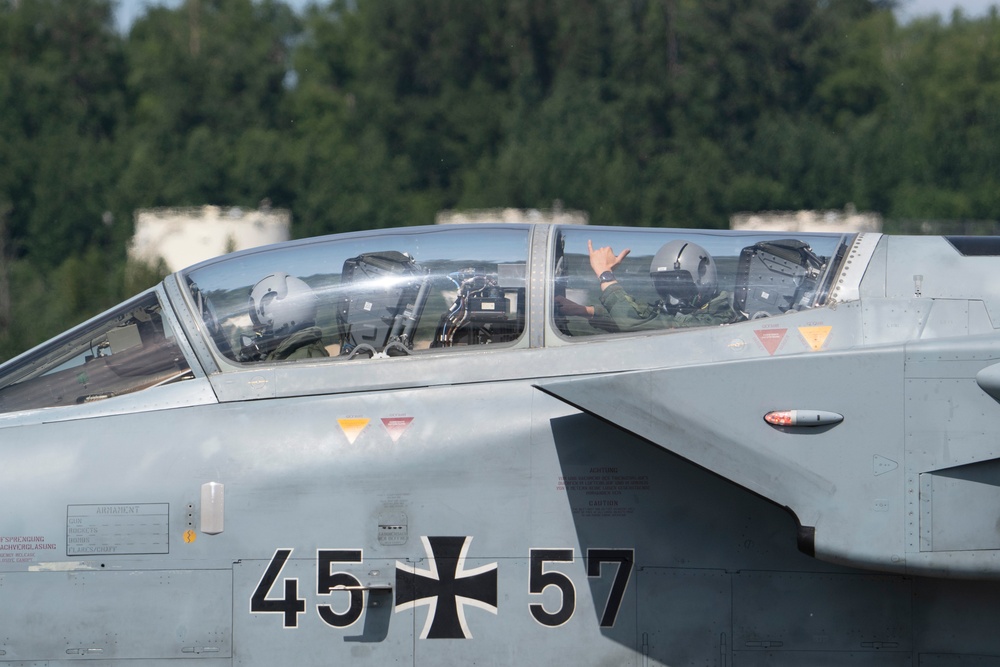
(0, 0, 997, 359)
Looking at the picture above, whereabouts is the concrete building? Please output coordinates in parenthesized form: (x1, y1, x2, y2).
(129, 205, 291, 272)
(436, 205, 588, 226)
(731, 206, 882, 233)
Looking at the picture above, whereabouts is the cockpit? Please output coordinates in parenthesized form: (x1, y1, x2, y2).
(551, 227, 852, 336)
(184, 225, 531, 362)
(0, 224, 860, 416)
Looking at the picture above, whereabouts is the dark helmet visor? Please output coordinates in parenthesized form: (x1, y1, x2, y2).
(652, 270, 698, 303)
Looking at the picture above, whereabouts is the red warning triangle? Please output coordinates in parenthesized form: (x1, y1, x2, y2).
(754, 328, 787, 356)
(381, 416, 414, 443)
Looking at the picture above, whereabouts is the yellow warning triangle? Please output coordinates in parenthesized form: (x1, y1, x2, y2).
(798, 325, 832, 352)
(338, 418, 370, 444)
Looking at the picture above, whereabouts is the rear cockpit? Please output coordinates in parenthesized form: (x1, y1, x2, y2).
(550, 227, 855, 338)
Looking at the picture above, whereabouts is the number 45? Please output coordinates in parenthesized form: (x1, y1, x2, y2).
(250, 548, 366, 629)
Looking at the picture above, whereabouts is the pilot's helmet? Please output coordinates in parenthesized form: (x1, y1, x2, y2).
(248, 272, 319, 336)
(649, 240, 718, 309)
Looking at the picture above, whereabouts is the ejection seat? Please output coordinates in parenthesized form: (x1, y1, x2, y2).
(733, 239, 827, 320)
(336, 251, 430, 359)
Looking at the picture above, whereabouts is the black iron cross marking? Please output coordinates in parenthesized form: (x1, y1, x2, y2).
(395, 536, 498, 639)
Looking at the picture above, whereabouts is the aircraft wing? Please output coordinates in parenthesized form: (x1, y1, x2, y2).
(538, 329, 1000, 579)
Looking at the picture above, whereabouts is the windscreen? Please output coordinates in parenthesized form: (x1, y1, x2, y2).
(0, 292, 193, 413)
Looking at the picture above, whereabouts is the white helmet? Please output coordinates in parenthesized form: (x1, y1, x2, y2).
(649, 240, 718, 309)
(248, 272, 318, 336)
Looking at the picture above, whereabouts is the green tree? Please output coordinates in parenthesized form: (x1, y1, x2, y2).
(0, 0, 133, 357)
(873, 10, 1000, 219)
(120, 0, 301, 211)
(0, 0, 127, 267)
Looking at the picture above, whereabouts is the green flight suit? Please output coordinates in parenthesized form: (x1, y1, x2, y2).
(599, 283, 737, 331)
(267, 326, 330, 361)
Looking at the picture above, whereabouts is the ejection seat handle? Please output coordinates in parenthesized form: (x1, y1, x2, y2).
(346, 344, 378, 360)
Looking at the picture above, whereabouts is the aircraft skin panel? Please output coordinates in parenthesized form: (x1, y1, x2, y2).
(886, 236, 1000, 326)
(732, 571, 912, 652)
(859, 234, 889, 300)
(911, 578, 1000, 659)
(903, 334, 1000, 573)
(0, 375, 218, 427)
(0, 569, 232, 661)
(862, 299, 932, 345)
(732, 653, 912, 666)
(637, 568, 731, 666)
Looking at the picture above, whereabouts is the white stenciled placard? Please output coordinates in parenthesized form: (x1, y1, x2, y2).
(67, 504, 169, 556)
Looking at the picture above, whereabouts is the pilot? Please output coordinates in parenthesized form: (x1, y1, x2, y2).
(239, 272, 330, 361)
(586, 239, 737, 330)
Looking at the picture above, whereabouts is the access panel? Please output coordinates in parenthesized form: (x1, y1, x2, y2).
(0, 568, 231, 661)
(636, 567, 731, 667)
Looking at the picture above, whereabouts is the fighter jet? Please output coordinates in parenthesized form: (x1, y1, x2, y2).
(0, 223, 999, 665)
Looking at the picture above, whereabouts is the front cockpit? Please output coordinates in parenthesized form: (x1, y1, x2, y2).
(181, 225, 531, 365)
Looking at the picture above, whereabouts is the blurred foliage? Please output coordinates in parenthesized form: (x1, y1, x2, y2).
(0, 0, 998, 359)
